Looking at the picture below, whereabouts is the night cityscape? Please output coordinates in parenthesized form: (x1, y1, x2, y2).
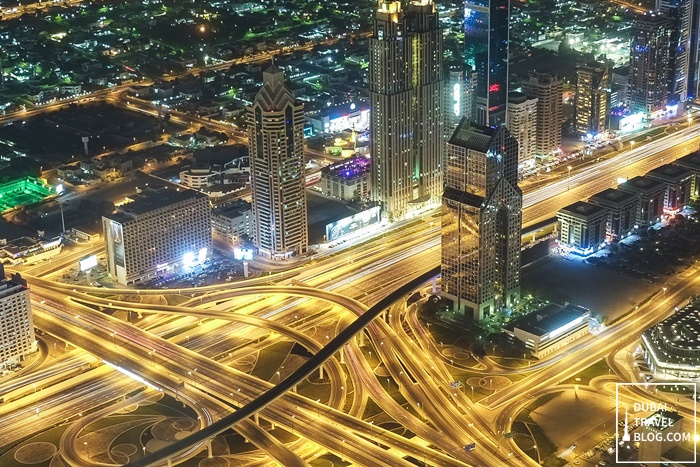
(3, 0, 700, 466)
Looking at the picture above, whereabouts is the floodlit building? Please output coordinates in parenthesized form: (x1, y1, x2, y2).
(618, 176, 667, 225)
(441, 119, 522, 321)
(674, 152, 700, 199)
(575, 62, 610, 136)
(506, 92, 538, 169)
(211, 200, 253, 245)
(647, 163, 694, 211)
(102, 186, 212, 285)
(370, 0, 444, 221)
(642, 302, 700, 379)
(588, 188, 638, 240)
(629, 13, 672, 116)
(502, 303, 590, 359)
(556, 201, 609, 255)
(464, 0, 510, 126)
(444, 61, 472, 132)
(248, 65, 308, 259)
(524, 72, 563, 159)
(0, 268, 36, 368)
(321, 156, 371, 202)
(657, 0, 692, 104)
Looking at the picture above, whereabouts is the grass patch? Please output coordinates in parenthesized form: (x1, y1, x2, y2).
(164, 294, 192, 306)
(560, 358, 611, 385)
(512, 393, 563, 465)
(0, 424, 69, 465)
(249, 341, 294, 382)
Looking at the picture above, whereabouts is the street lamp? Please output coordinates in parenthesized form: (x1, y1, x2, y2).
(567, 165, 572, 190)
(84, 441, 90, 460)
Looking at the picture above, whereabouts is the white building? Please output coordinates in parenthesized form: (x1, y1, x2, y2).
(506, 92, 538, 170)
(102, 186, 211, 285)
(0, 267, 36, 368)
(212, 201, 253, 245)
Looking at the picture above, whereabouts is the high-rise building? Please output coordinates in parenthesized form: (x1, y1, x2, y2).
(506, 91, 538, 169)
(629, 13, 672, 116)
(441, 118, 522, 321)
(657, 0, 692, 103)
(0, 267, 36, 367)
(575, 62, 610, 136)
(688, 0, 700, 99)
(103, 186, 212, 285)
(464, 0, 510, 127)
(248, 65, 308, 259)
(370, 0, 444, 221)
(524, 72, 563, 158)
(445, 62, 470, 133)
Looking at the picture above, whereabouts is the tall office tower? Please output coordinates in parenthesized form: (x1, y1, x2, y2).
(575, 62, 610, 136)
(445, 62, 469, 132)
(506, 91, 538, 169)
(406, 0, 444, 211)
(103, 186, 212, 285)
(0, 268, 36, 367)
(688, 0, 700, 99)
(441, 118, 522, 321)
(524, 72, 563, 158)
(464, 0, 510, 127)
(248, 65, 308, 258)
(629, 13, 672, 116)
(657, 0, 692, 104)
(370, 0, 444, 221)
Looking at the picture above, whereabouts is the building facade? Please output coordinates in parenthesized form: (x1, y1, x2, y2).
(211, 200, 253, 245)
(575, 62, 610, 136)
(0, 269, 36, 368)
(506, 91, 538, 169)
(674, 152, 700, 199)
(618, 176, 667, 225)
(370, 0, 444, 221)
(464, 0, 510, 126)
(647, 163, 694, 210)
(102, 187, 211, 285)
(524, 72, 563, 159)
(441, 119, 522, 321)
(556, 201, 609, 255)
(657, 0, 692, 104)
(629, 13, 672, 116)
(248, 65, 308, 259)
(588, 188, 638, 240)
(321, 156, 371, 202)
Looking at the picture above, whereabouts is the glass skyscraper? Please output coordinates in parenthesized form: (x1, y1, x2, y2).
(464, 0, 510, 127)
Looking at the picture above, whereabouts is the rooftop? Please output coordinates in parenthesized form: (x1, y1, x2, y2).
(643, 303, 700, 361)
(675, 152, 700, 171)
(322, 156, 371, 181)
(647, 163, 693, 182)
(443, 186, 485, 209)
(448, 117, 496, 154)
(618, 176, 666, 194)
(114, 186, 207, 218)
(589, 188, 637, 206)
(505, 303, 591, 338)
(558, 200, 608, 219)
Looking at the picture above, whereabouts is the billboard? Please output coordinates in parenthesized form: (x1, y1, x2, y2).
(325, 206, 381, 242)
(233, 248, 255, 260)
(79, 254, 98, 271)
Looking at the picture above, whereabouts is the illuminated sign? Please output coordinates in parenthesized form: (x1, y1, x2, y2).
(489, 83, 501, 93)
(547, 316, 585, 340)
(325, 206, 381, 242)
(79, 254, 98, 271)
(453, 82, 461, 117)
(233, 248, 255, 261)
(618, 112, 644, 132)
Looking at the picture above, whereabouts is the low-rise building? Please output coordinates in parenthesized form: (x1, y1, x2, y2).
(0, 236, 63, 265)
(556, 201, 608, 254)
(637, 410, 687, 464)
(618, 176, 667, 225)
(502, 303, 591, 358)
(641, 301, 700, 379)
(211, 200, 253, 245)
(179, 164, 223, 189)
(320, 156, 370, 202)
(646, 163, 694, 211)
(588, 188, 637, 240)
(673, 152, 700, 200)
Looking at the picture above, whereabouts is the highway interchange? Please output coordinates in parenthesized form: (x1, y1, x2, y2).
(1, 119, 699, 466)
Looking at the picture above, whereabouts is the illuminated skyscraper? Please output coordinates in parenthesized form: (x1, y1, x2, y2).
(506, 92, 537, 169)
(0, 268, 36, 367)
(441, 118, 522, 321)
(629, 13, 672, 116)
(575, 62, 610, 136)
(248, 65, 308, 259)
(370, 0, 444, 221)
(524, 72, 562, 158)
(657, 0, 692, 103)
(464, 0, 510, 127)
